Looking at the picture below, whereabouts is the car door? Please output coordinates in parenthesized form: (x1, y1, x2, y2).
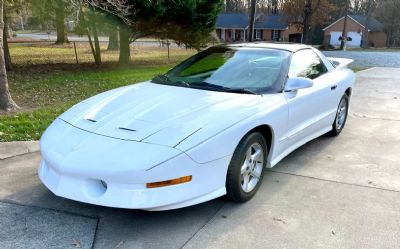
(283, 49, 336, 147)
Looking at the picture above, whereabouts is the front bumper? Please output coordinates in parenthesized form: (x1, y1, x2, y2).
(39, 119, 229, 210)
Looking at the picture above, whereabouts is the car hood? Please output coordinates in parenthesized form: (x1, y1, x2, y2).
(59, 82, 261, 149)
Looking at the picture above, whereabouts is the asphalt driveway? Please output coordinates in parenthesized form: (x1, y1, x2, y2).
(1, 67, 400, 249)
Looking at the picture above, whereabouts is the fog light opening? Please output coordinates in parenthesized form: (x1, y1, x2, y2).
(146, 175, 192, 188)
(100, 180, 107, 189)
(85, 179, 108, 197)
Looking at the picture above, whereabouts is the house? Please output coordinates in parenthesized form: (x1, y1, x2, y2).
(215, 13, 248, 42)
(323, 15, 387, 48)
(254, 14, 303, 43)
(215, 13, 303, 43)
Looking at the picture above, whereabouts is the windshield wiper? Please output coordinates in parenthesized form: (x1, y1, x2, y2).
(152, 74, 190, 87)
(189, 81, 224, 89)
(189, 82, 258, 95)
(223, 87, 258, 95)
(152, 74, 171, 83)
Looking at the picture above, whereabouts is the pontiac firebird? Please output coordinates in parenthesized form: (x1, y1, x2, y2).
(39, 43, 355, 210)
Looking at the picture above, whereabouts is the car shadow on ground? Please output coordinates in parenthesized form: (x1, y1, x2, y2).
(3, 179, 226, 248)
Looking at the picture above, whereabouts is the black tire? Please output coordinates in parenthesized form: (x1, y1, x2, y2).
(226, 132, 268, 202)
(328, 94, 349, 136)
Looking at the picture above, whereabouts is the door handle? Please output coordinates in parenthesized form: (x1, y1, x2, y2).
(331, 85, 337, 90)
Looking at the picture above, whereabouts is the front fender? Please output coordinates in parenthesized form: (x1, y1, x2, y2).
(181, 94, 288, 165)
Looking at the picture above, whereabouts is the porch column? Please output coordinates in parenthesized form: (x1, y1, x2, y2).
(221, 28, 225, 41)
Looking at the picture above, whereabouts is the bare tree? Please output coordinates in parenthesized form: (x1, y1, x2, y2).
(225, 0, 248, 12)
(0, 0, 18, 111)
(283, 0, 333, 44)
(258, 0, 281, 14)
(375, 0, 400, 47)
(361, 0, 373, 48)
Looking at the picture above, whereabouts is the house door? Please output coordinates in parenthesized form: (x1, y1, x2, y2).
(289, 33, 302, 43)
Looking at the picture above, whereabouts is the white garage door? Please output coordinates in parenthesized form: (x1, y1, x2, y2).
(346, 32, 362, 47)
(330, 31, 362, 48)
(330, 32, 342, 48)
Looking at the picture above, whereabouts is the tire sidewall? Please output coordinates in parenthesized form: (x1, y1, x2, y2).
(226, 132, 268, 202)
(333, 94, 349, 134)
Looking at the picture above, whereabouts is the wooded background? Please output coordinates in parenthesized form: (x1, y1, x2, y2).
(0, 0, 399, 112)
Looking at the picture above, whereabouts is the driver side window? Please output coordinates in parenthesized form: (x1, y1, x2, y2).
(289, 49, 327, 80)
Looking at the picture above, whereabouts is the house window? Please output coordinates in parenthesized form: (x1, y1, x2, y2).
(216, 29, 222, 39)
(255, 30, 262, 40)
(272, 30, 281, 41)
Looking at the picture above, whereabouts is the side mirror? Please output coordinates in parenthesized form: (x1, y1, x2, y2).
(284, 77, 313, 92)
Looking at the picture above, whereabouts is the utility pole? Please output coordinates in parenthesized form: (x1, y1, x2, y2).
(362, 0, 373, 48)
(248, 0, 256, 42)
(302, 0, 312, 44)
(340, 0, 349, 50)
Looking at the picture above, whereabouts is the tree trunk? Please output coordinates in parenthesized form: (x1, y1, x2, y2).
(19, 15, 24, 30)
(93, 25, 101, 65)
(340, 0, 349, 50)
(55, 2, 69, 44)
(362, 0, 373, 48)
(0, 0, 18, 111)
(3, 6, 11, 71)
(107, 29, 119, 51)
(87, 30, 96, 61)
(248, 0, 256, 42)
(87, 27, 101, 65)
(118, 25, 130, 65)
(302, 0, 312, 44)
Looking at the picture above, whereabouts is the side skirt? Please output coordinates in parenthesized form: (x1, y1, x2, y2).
(267, 126, 332, 168)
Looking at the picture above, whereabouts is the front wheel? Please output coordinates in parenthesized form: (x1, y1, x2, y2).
(226, 132, 268, 202)
(328, 94, 349, 136)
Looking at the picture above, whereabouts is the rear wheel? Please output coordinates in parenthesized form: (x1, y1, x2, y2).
(226, 132, 267, 202)
(328, 94, 349, 136)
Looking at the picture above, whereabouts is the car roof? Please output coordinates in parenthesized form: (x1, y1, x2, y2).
(226, 42, 311, 52)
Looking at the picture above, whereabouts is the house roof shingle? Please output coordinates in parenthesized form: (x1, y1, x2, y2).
(216, 13, 289, 30)
(323, 15, 384, 32)
(349, 15, 384, 32)
(216, 13, 249, 29)
(255, 15, 288, 30)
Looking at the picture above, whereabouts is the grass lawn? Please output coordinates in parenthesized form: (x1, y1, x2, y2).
(0, 43, 196, 142)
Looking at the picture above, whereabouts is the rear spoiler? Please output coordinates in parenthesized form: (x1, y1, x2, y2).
(327, 57, 354, 69)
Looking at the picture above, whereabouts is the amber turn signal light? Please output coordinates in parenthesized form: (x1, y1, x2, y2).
(146, 175, 192, 188)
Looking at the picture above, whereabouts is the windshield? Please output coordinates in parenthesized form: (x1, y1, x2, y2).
(152, 47, 291, 93)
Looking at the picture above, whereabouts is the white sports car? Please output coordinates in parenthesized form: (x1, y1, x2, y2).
(39, 43, 354, 211)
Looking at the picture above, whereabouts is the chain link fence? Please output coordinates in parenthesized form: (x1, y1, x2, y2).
(8, 39, 189, 66)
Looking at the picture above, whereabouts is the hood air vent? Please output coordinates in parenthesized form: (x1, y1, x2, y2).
(119, 127, 137, 132)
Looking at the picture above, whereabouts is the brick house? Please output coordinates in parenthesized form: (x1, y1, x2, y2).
(323, 15, 387, 48)
(215, 13, 248, 42)
(215, 13, 303, 43)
